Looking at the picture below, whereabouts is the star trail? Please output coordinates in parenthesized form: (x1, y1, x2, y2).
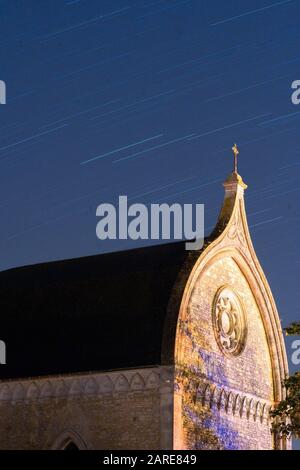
(0, 1, 300, 425)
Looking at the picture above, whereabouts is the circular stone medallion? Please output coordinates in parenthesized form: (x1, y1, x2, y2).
(212, 286, 247, 356)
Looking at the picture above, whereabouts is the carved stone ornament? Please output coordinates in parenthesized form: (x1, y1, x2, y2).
(212, 286, 247, 356)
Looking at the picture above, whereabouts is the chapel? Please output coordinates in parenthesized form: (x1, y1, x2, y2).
(0, 167, 289, 450)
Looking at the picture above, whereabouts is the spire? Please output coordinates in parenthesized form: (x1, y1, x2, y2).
(224, 144, 247, 198)
(211, 145, 248, 235)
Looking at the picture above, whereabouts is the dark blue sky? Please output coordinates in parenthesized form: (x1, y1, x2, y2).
(0, 0, 299, 445)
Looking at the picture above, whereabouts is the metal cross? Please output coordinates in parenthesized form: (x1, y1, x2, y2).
(232, 143, 239, 173)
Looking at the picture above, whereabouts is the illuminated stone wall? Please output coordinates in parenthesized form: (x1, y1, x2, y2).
(174, 254, 274, 450)
(0, 368, 165, 450)
(171, 174, 288, 450)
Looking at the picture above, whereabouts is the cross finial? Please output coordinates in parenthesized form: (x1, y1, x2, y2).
(232, 143, 239, 173)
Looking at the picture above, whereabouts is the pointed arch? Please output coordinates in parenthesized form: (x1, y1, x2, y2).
(55, 379, 68, 397)
(51, 430, 87, 450)
(130, 373, 145, 390)
(226, 392, 234, 414)
(254, 401, 261, 422)
(26, 382, 40, 400)
(40, 380, 53, 398)
(233, 394, 241, 416)
(100, 375, 114, 393)
(69, 379, 82, 397)
(115, 374, 130, 392)
(246, 398, 253, 420)
(84, 377, 98, 395)
(145, 371, 159, 389)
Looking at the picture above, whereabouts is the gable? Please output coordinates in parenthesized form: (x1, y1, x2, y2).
(168, 172, 289, 450)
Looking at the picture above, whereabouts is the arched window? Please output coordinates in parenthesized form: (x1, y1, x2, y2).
(63, 441, 80, 451)
(51, 430, 87, 450)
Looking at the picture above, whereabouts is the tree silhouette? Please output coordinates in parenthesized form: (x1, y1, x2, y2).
(270, 322, 300, 439)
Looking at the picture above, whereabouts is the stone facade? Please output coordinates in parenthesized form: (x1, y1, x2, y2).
(172, 173, 289, 450)
(0, 367, 171, 450)
(174, 254, 274, 449)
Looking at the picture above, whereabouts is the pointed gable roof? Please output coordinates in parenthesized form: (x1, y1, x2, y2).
(0, 240, 188, 379)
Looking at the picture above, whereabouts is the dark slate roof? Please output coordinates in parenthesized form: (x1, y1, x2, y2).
(0, 242, 189, 380)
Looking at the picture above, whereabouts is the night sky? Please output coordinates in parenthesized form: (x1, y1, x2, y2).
(0, 0, 299, 447)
